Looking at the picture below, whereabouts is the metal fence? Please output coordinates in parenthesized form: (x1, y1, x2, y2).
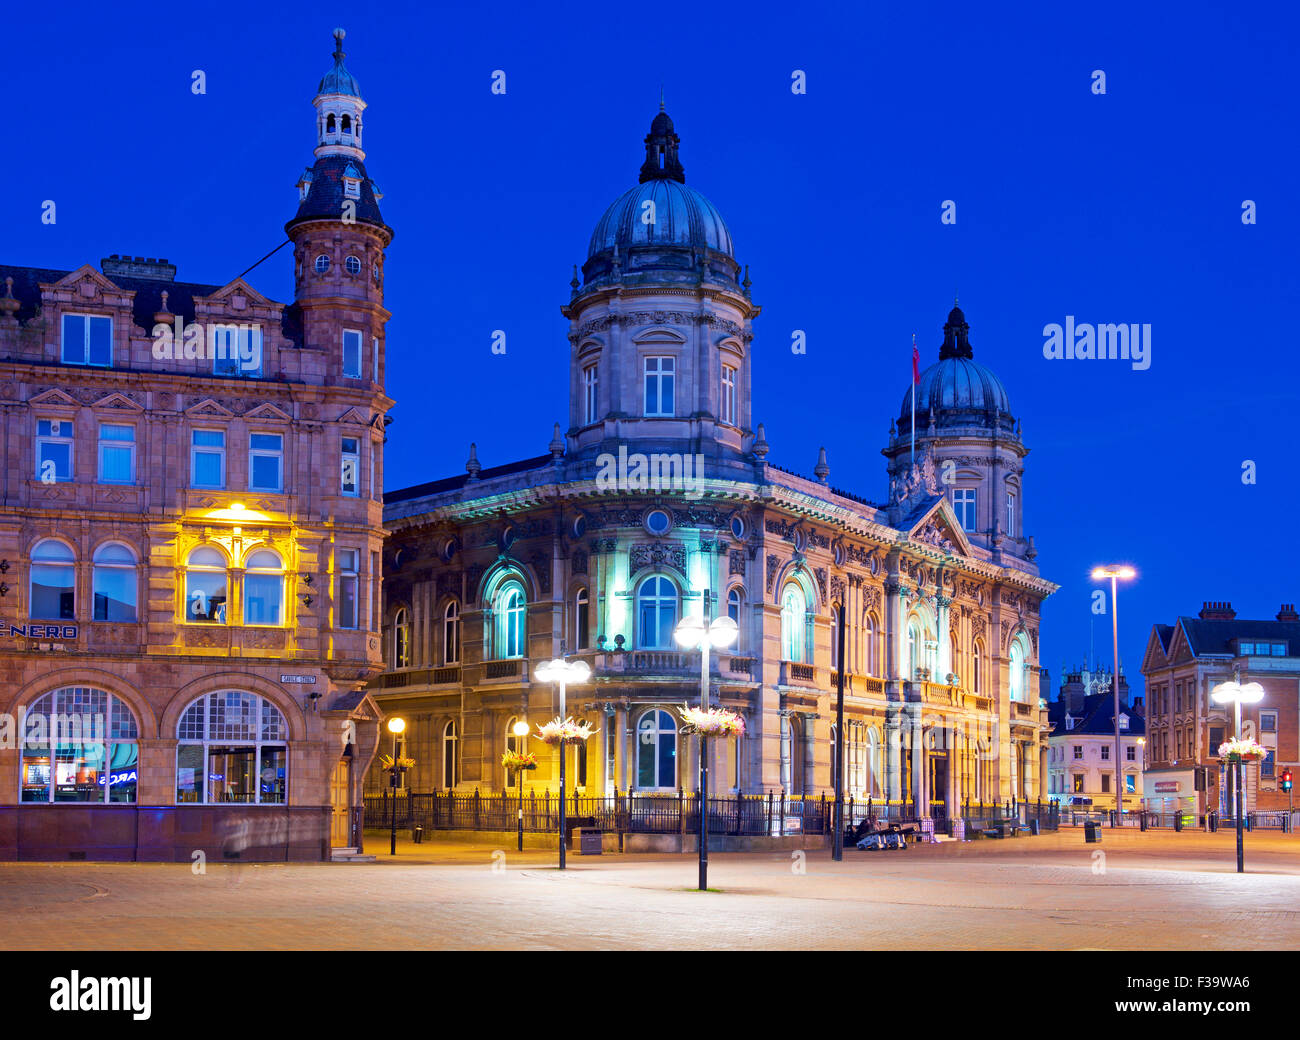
(363, 790, 1059, 838)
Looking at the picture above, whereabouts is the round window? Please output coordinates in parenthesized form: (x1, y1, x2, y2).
(730, 515, 745, 541)
(499, 526, 516, 550)
(373, 263, 381, 285)
(345, 255, 362, 275)
(440, 537, 459, 563)
(314, 254, 331, 273)
(572, 515, 587, 539)
(792, 528, 807, 551)
(833, 542, 845, 567)
(644, 509, 671, 536)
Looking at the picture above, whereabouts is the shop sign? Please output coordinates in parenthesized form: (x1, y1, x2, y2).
(0, 618, 78, 640)
(280, 675, 317, 684)
(1154, 781, 1180, 792)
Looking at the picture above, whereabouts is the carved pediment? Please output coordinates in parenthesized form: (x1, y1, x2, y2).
(52, 264, 124, 296)
(29, 387, 79, 408)
(337, 406, 369, 427)
(200, 277, 274, 307)
(185, 398, 235, 419)
(91, 391, 144, 412)
(245, 401, 293, 423)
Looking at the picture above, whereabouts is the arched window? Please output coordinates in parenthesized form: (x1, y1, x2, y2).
(394, 607, 411, 668)
(781, 583, 807, 662)
(326, 113, 336, 134)
(30, 539, 75, 621)
(185, 547, 228, 623)
(176, 690, 287, 804)
(21, 686, 139, 804)
(907, 622, 919, 679)
(636, 575, 678, 649)
(864, 613, 878, 676)
(574, 587, 590, 650)
(781, 714, 806, 794)
(243, 549, 284, 626)
(867, 728, 882, 798)
(443, 601, 460, 664)
(494, 582, 525, 659)
(830, 605, 841, 669)
(1009, 638, 1027, 703)
(636, 709, 677, 789)
(341, 113, 352, 135)
(442, 720, 459, 788)
(727, 586, 742, 627)
(505, 715, 527, 756)
(92, 542, 137, 622)
(950, 632, 960, 683)
(973, 641, 983, 695)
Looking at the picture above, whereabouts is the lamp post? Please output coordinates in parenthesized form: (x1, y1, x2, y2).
(386, 716, 405, 856)
(1091, 565, 1135, 824)
(673, 598, 739, 892)
(534, 657, 592, 870)
(512, 717, 530, 852)
(1211, 672, 1265, 873)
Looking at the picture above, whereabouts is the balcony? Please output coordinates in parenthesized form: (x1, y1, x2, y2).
(483, 658, 526, 681)
(594, 650, 699, 679)
(373, 666, 462, 690)
(781, 661, 817, 687)
(829, 672, 886, 697)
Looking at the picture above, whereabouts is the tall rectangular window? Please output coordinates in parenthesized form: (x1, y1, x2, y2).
(338, 549, 359, 629)
(721, 364, 737, 425)
(952, 487, 976, 531)
(36, 419, 74, 482)
(342, 330, 363, 378)
(248, 433, 283, 492)
(191, 429, 226, 489)
(1006, 492, 1016, 537)
(372, 336, 380, 382)
(583, 364, 599, 424)
(61, 314, 112, 367)
(643, 356, 675, 416)
(97, 423, 135, 484)
(341, 437, 360, 496)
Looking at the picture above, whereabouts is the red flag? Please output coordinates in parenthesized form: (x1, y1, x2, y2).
(912, 335, 920, 384)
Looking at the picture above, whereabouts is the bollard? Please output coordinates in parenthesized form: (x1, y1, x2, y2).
(1140, 812, 1147, 832)
(412, 825, 424, 844)
(1174, 812, 1182, 833)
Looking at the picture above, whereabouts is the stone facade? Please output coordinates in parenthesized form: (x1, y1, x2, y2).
(0, 30, 390, 862)
(366, 110, 1057, 821)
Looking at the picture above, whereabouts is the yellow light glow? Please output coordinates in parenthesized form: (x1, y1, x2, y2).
(1091, 565, 1137, 581)
(512, 719, 531, 737)
(386, 717, 406, 735)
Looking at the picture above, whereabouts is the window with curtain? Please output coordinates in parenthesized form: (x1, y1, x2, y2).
(243, 549, 284, 626)
(185, 547, 228, 623)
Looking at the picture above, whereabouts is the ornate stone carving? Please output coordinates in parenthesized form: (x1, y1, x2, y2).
(862, 585, 882, 610)
(765, 517, 794, 539)
(589, 537, 618, 553)
(729, 550, 746, 576)
(890, 448, 942, 506)
(970, 614, 987, 640)
(530, 553, 552, 594)
(830, 575, 845, 604)
(571, 550, 588, 575)
(915, 520, 954, 552)
(814, 568, 827, 601)
(629, 542, 687, 573)
(766, 554, 780, 594)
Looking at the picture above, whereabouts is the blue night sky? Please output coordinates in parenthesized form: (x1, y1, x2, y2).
(6, 1, 1296, 697)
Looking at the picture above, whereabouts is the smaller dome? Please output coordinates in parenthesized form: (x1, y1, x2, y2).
(898, 305, 1014, 429)
(587, 179, 734, 259)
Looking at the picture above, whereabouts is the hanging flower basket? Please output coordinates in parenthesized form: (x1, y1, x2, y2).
(1218, 738, 1269, 762)
(501, 750, 539, 771)
(378, 754, 415, 771)
(534, 717, 598, 746)
(677, 705, 745, 738)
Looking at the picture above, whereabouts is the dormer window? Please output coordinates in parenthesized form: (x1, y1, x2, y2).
(342, 163, 362, 199)
(1119, 714, 1129, 731)
(62, 313, 112, 367)
(297, 170, 313, 202)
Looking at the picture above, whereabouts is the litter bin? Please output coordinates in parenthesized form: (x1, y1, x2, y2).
(1208, 812, 1218, 833)
(1029, 819, 1040, 836)
(1084, 820, 1101, 844)
(412, 825, 424, 844)
(1174, 812, 1183, 832)
(1140, 812, 1147, 832)
(576, 828, 602, 855)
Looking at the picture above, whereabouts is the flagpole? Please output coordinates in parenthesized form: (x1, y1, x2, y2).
(911, 333, 917, 465)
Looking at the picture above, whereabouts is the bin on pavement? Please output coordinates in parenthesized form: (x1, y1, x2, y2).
(576, 828, 602, 855)
(1084, 820, 1101, 844)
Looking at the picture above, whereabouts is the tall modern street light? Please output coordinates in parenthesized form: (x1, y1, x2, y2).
(534, 656, 591, 870)
(386, 715, 406, 856)
(673, 597, 739, 892)
(1092, 565, 1135, 823)
(1211, 672, 1265, 873)
(512, 717, 530, 852)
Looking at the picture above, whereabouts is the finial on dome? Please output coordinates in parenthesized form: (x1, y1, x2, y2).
(639, 106, 685, 184)
(333, 28, 346, 62)
(939, 302, 973, 360)
(570, 264, 580, 292)
(465, 442, 481, 480)
(751, 423, 769, 460)
(814, 447, 830, 483)
(659, 85, 665, 112)
(549, 422, 565, 459)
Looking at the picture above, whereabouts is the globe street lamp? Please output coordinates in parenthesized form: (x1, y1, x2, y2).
(534, 657, 592, 870)
(1092, 565, 1135, 824)
(673, 604, 739, 892)
(1211, 672, 1265, 873)
(512, 717, 531, 852)
(386, 716, 406, 856)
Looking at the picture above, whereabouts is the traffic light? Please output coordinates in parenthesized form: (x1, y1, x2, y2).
(1282, 770, 1293, 793)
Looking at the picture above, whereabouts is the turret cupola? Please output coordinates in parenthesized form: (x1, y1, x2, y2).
(314, 28, 365, 160)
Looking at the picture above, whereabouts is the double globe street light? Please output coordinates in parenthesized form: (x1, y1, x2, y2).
(385, 715, 406, 856)
(673, 604, 739, 892)
(1091, 565, 1135, 822)
(534, 656, 592, 870)
(1211, 674, 1265, 874)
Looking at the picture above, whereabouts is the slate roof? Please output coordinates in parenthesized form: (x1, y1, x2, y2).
(1175, 617, 1300, 657)
(1051, 692, 1145, 738)
(384, 455, 555, 504)
(287, 155, 387, 232)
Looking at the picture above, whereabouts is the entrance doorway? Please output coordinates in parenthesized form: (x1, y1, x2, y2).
(330, 759, 352, 847)
(930, 753, 948, 819)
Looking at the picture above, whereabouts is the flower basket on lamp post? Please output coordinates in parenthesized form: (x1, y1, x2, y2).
(533, 717, 598, 746)
(677, 705, 745, 739)
(500, 750, 539, 771)
(1218, 738, 1269, 763)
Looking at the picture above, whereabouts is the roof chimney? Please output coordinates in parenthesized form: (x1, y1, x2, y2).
(101, 255, 177, 282)
(1278, 604, 1299, 622)
(1198, 601, 1236, 620)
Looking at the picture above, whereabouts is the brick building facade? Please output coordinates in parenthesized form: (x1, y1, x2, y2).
(0, 29, 389, 861)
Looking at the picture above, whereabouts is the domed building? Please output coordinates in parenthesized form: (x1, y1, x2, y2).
(369, 110, 1057, 843)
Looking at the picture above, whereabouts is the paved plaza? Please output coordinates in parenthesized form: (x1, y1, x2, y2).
(3, 829, 1299, 950)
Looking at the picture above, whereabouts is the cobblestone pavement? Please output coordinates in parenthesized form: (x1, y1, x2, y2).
(3, 829, 1299, 950)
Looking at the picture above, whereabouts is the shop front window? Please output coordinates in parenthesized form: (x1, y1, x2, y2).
(21, 686, 139, 804)
(176, 691, 287, 804)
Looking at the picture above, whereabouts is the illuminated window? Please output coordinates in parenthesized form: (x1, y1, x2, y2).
(574, 587, 590, 650)
(636, 709, 677, 790)
(21, 686, 138, 804)
(338, 549, 359, 630)
(583, 364, 598, 424)
(494, 581, 526, 658)
(243, 550, 284, 626)
(93, 542, 137, 622)
(185, 547, 228, 624)
(394, 607, 411, 668)
(30, 539, 76, 620)
(176, 691, 287, 805)
(636, 575, 678, 649)
(782, 584, 808, 663)
(721, 364, 737, 425)
(727, 587, 743, 650)
(1009, 639, 1027, 703)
